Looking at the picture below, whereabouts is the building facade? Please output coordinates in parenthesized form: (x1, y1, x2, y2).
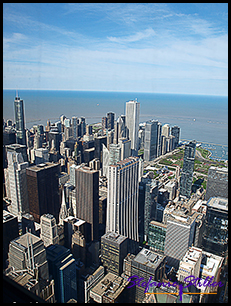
(75, 166, 99, 242)
(14, 95, 26, 145)
(205, 166, 228, 201)
(106, 157, 139, 246)
(144, 120, 162, 161)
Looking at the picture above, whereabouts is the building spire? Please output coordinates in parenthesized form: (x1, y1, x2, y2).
(59, 185, 68, 225)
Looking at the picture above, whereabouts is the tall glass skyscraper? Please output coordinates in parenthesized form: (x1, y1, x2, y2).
(179, 140, 196, 198)
(125, 100, 140, 156)
(14, 95, 26, 145)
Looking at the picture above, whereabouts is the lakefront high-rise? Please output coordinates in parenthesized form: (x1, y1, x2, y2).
(14, 94, 26, 145)
(125, 100, 140, 156)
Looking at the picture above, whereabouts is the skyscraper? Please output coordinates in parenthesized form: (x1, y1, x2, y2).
(46, 244, 77, 303)
(171, 125, 180, 149)
(40, 213, 59, 247)
(144, 120, 162, 161)
(4, 151, 29, 220)
(205, 166, 228, 200)
(125, 100, 140, 155)
(106, 112, 115, 130)
(106, 157, 139, 248)
(8, 231, 49, 281)
(14, 94, 26, 145)
(179, 140, 196, 198)
(26, 162, 60, 223)
(75, 166, 99, 242)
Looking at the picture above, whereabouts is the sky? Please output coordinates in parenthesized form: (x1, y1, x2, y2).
(3, 3, 228, 95)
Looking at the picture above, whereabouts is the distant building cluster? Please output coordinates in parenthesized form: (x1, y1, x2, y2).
(3, 95, 228, 303)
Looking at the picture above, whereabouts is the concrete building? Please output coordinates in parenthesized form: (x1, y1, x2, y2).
(164, 213, 196, 268)
(177, 246, 203, 283)
(101, 232, 128, 275)
(4, 151, 29, 220)
(109, 143, 121, 165)
(123, 248, 166, 303)
(106, 157, 139, 251)
(90, 272, 128, 303)
(162, 123, 170, 137)
(171, 125, 180, 149)
(205, 166, 228, 201)
(125, 100, 140, 155)
(8, 232, 49, 281)
(34, 148, 49, 165)
(40, 214, 59, 247)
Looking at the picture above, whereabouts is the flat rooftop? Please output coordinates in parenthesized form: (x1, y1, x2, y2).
(27, 162, 59, 172)
(133, 248, 165, 269)
(101, 232, 127, 244)
(207, 197, 228, 212)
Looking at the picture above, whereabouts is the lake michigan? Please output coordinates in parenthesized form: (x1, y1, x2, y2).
(3, 90, 228, 160)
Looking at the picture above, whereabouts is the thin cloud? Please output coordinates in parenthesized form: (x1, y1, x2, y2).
(107, 28, 156, 43)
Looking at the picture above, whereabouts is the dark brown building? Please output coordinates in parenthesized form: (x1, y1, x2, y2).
(75, 166, 99, 242)
(26, 162, 60, 223)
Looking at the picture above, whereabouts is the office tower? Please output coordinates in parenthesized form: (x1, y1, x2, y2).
(118, 137, 131, 160)
(123, 249, 166, 303)
(3, 128, 16, 169)
(94, 135, 107, 165)
(63, 216, 86, 248)
(205, 166, 228, 200)
(107, 129, 114, 149)
(89, 158, 100, 170)
(165, 135, 175, 152)
(102, 143, 109, 178)
(109, 143, 121, 165)
(171, 125, 180, 149)
(75, 166, 99, 242)
(72, 116, 78, 139)
(8, 232, 49, 280)
(161, 123, 170, 137)
(48, 127, 60, 152)
(5, 143, 28, 163)
(34, 148, 49, 164)
(3, 210, 19, 269)
(144, 120, 162, 161)
(179, 140, 196, 198)
(101, 232, 128, 275)
(14, 94, 26, 145)
(177, 246, 202, 283)
(40, 214, 59, 247)
(106, 112, 115, 130)
(4, 151, 29, 220)
(164, 213, 196, 268)
(106, 157, 139, 250)
(148, 220, 167, 253)
(202, 197, 228, 256)
(102, 116, 108, 132)
(118, 115, 126, 138)
(46, 244, 77, 303)
(125, 100, 140, 155)
(26, 162, 60, 223)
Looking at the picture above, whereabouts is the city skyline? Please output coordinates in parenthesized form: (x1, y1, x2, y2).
(3, 3, 228, 96)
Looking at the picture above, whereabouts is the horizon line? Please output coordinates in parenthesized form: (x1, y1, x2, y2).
(3, 88, 228, 97)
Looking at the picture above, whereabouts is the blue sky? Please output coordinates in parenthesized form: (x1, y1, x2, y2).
(3, 3, 228, 95)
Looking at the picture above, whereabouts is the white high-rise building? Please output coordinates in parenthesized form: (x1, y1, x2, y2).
(4, 151, 29, 220)
(40, 213, 59, 247)
(125, 100, 140, 155)
(106, 157, 139, 242)
(162, 124, 170, 137)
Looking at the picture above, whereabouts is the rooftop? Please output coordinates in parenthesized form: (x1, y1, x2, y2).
(27, 162, 59, 172)
(3, 210, 17, 223)
(133, 248, 165, 269)
(102, 232, 127, 244)
(207, 197, 228, 212)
